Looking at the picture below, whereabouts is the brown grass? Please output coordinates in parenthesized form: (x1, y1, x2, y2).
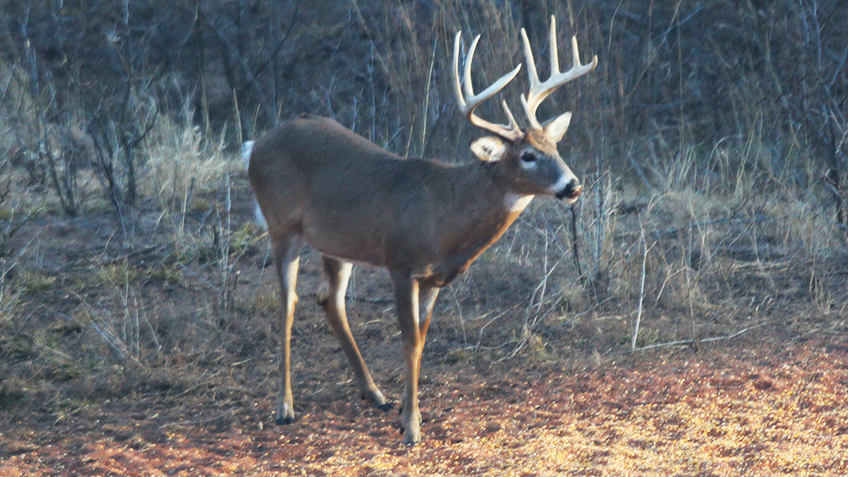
(0, 0, 847, 474)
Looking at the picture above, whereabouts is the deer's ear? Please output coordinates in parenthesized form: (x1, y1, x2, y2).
(470, 136, 507, 162)
(543, 112, 572, 144)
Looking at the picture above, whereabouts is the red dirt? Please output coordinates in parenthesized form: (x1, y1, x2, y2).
(2, 339, 846, 476)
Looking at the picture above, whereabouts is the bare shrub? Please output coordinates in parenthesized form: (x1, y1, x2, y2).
(0, 56, 96, 216)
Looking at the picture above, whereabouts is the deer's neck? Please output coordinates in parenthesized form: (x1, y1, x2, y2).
(460, 160, 534, 223)
(417, 162, 533, 286)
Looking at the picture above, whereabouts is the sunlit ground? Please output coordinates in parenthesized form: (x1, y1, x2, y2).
(1, 340, 846, 476)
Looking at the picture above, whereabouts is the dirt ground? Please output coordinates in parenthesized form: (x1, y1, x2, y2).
(0, 338, 846, 476)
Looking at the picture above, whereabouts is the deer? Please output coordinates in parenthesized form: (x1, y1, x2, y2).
(245, 17, 597, 445)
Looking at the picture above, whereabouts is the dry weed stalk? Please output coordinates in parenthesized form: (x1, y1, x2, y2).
(631, 224, 649, 350)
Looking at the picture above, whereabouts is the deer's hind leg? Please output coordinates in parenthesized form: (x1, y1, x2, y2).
(317, 256, 389, 411)
(272, 235, 302, 425)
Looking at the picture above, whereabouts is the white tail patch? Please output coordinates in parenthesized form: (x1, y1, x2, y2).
(242, 140, 267, 229)
(253, 202, 268, 229)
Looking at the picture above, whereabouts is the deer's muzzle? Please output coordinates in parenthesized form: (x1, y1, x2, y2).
(556, 180, 583, 200)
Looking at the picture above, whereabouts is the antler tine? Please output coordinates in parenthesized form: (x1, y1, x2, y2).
(453, 31, 524, 143)
(520, 16, 599, 130)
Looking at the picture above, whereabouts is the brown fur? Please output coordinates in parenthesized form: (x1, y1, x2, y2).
(248, 115, 580, 444)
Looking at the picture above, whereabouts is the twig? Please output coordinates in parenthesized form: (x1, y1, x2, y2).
(633, 327, 751, 351)
(347, 295, 393, 304)
(236, 0, 301, 97)
(476, 305, 521, 351)
(632, 226, 649, 350)
(568, 202, 583, 278)
(99, 245, 165, 265)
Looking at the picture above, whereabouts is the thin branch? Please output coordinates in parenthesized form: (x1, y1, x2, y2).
(633, 327, 751, 352)
(631, 226, 649, 349)
(239, 0, 302, 96)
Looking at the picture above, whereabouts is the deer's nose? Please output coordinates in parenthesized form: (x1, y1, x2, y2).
(556, 179, 583, 200)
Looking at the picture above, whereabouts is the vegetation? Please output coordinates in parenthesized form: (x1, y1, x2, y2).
(0, 0, 846, 473)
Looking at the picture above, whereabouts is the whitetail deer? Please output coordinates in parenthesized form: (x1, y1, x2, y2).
(246, 17, 597, 444)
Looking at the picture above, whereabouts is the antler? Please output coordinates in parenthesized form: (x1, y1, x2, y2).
(453, 32, 525, 143)
(520, 16, 598, 130)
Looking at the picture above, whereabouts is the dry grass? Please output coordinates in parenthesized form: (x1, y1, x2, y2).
(141, 106, 237, 216)
(0, 0, 847, 473)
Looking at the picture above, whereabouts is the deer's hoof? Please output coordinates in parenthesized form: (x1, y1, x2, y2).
(276, 414, 295, 425)
(276, 402, 295, 425)
(403, 427, 421, 445)
(361, 389, 389, 410)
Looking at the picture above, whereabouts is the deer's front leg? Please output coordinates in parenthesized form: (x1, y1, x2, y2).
(404, 283, 440, 427)
(390, 270, 424, 445)
(417, 284, 440, 365)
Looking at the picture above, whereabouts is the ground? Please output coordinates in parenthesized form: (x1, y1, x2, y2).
(1, 339, 846, 476)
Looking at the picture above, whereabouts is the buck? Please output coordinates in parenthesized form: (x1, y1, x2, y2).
(246, 17, 597, 444)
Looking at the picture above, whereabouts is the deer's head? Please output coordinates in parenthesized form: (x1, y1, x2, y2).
(453, 17, 597, 204)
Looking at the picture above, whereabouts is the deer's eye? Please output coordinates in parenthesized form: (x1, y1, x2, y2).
(520, 152, 537, 163)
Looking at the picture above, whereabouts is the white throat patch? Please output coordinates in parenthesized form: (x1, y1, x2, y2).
(504, 193, 534, 213)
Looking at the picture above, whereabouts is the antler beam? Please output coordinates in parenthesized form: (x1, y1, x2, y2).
(452, 32, 525, 143)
